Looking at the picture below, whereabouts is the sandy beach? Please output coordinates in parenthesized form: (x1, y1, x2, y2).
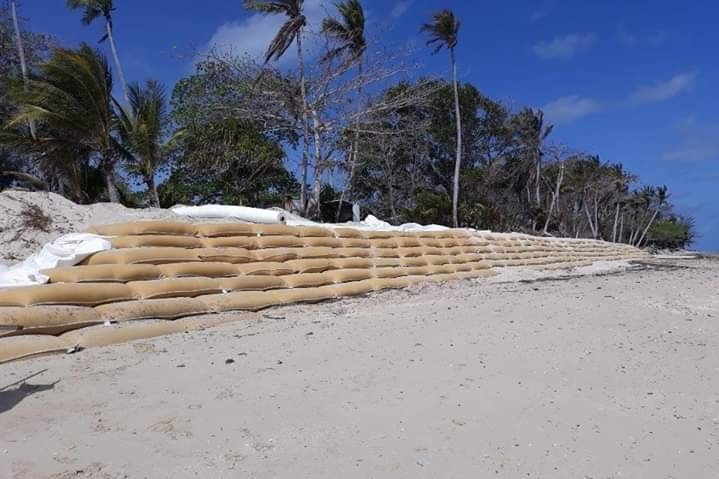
(1, 257, 717, 478)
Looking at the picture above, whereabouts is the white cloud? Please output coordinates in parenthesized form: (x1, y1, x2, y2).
(200, 0, 324, 67)
(391, 0, 414, 19)
(532, 33, 596, 59)
(629, 73, 696, 105)
(542, 95, 601, 124)
(663, 120, 719, 162)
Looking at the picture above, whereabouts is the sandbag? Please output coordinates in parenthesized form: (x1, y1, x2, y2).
(0, 305, 102, 336)
(425, 265, 455, 275)
(42, 264, 161, 283)
(370, 238, 399, 249)
(301, 237, 343, 248)
(195, 247, 253, 263)
(424, 255, 453, 266)
(0, 335, 71, 363)
(419, 238, 442, 248)
(372, 248, 401, 258)
(85, 247, 199, 265)
(338, 238, 372, 248)
(396, 237, 422, 248)
(285, 258, 336, 273)
(451, 263, 474, 273)
(61, 321, 193, 349)
(272, 286, 337, 304)
(332, 258, 373, 269)
(195, 223, 256, 237)
(0, 283, 134, 307)
(88, 221, 194, 237)
(158, 262, 239, 278)
(325, 269, 373, 283)
(334, 247, 373, 258)
(361, 230, 395, 239)
(201, 236, 257, 249)
(250, 224, 300, 236)
(397, 247, 427, 258)
(399, 257, 428, 267)
(369, 277, 412, 291)
(372, 267, 408, 279)
(235, 262, 295, 276)
(96, 298, 209, 321)
(295, 226, 335, 237)
(251, 248, 299, 262)
(201, 290, 279, 312)
(373, 257, 403, 268)
(330, 279, 374, 297)
(128, 278, 222, 299)
(333, 227, 364, 239)
(254, 236, 304, 249)
(218, 275, 285, 291)
(280, 273, 333, 288)
(110, 235, 203, 249)
(296, 247, 341, 259)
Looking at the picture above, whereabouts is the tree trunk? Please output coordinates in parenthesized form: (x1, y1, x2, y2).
(310, 108, 323, 220)
(618, 214, 624, 244)
(296, 31, 311, 216)
(10, 0, 36, 139)
(450, 48, 462, 228)
(103, 162, 120, 203)
(145, 173, 160, 208)
(535, 147, 541, 206)
(1, 170, 48, 190)
(612, 202, 620, 242)
(336, 60, 363, 222)
(543, 162, 564, 234)
(636, 208, 659, 247)
(104, 19, 130, 104)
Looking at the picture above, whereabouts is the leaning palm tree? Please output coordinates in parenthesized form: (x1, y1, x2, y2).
(114, 80, 170, 207)
(636, 185, 669, 247)
(421, 9, 462, 227)
(244, 0, 311, 214)
(9, 0, 36, 139)
(7, 44, 122, 202)
(321, 0, 367, 221)
(66, 0, 130, 104)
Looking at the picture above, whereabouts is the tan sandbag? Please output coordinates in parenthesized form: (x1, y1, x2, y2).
(0, 305, 102, 336)
(218, 276, 285, 291)
(285, 258, 336, 273)
(88, 221, 194, 237)
(235, 262, 295, 276)
(426, 273, 457, 283)
(254, 235, 304, 249)
(425, 265, 454, 275)
(338, 238, 372, 248)
(251, 248, 299, 262)
(369, 277, 412, 291)
(325, 269, 373, 283)
(158, 262, 239, 278)
(109, 235, 203, 249)
(280, 273, 333, 288)
(250, 224, 300, 236)
(61, 321, 191, 349)
(439, 238, 459, 248)
(335, 247, 373, 258)
(128, 278, 222, 299)
(399, 257, 427, 267)
(200, 290, 278, 312)
(0, 335, 71, 363)
(451, 263, 474, 273)
(424, 255, 453, 265)
(195, 247, 253, 263)
(330, 279, 374, 297)
(374, 257, 403, 267)
(42, 264, 161, 283)
(195, 223, 256, 237)
(398, 247, 428, 258)
(201, 236, 257, 249)
(272, 286, 337, 304)
(361, 230, 395, 239)
(372, 267, 408, 279)
(96, 298, 209, 321)
(302, 237, 343, 248)
(332, 258, 373, 269)
(370, 238, 399, 249)
(85, 247, 199, 265)
(0, 283, 134, 307)
(396, 237, 422, 248)
(333, 227, 363, 238)
(296, 247, 341, 259)
(372, 248, 401, 258)
(403, 266, 431, 276)
(420, 238, 442, 247)
(295, 226, 334, 237)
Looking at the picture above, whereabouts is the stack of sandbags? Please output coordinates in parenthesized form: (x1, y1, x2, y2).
(0, 221, 647, 362)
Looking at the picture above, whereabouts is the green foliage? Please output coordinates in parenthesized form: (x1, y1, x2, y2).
(421, 9, 460, 53)
(647, 217, 694, 249)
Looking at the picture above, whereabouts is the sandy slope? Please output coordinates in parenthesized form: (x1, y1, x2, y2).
(1, 258, 717, 479)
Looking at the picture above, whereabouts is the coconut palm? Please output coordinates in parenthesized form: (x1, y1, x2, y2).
(421, 9, 462, 227)
(321, 0, 366, 221)
(7, 44, 121, 202)
(244, 0, 311, 213)
(636, 185, 669, 247)
(66, 0, 129, 104)
(114, 80, 170, 207)
(9, 0, 36, 139)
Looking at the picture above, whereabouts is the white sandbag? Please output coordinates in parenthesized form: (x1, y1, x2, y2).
(172, 205, 286, 224)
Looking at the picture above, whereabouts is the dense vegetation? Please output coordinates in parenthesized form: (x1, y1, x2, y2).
(0, 0, 694, 248)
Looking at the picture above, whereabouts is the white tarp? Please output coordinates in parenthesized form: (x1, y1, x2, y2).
(171, 205, 287, 224)
(0, 233, 111, 288)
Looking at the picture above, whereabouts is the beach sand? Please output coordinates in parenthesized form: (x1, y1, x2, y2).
(1, 257, 717, 478)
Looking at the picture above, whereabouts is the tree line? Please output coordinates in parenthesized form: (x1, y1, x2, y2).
(0, 0, 694, 248)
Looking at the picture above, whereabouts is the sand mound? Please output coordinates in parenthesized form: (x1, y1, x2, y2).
(0, 190, 175, 265)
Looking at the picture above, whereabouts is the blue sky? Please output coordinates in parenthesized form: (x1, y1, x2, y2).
(16, 0, 719, 250)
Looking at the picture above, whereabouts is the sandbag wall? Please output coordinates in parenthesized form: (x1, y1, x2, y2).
(0, 221, 647, 362)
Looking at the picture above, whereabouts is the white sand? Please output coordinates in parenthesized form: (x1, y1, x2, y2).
(1, 257, 717, 478)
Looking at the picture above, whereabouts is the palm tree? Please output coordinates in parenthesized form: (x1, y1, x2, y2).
(636, 185, 668, 247)
(66, 0, 130, 104)
(9, 0, 36, 139)
(244, 0, 311, 214)
(8, 44, 121, 202)
(321, 0, 366, 221)
(421, 9, 462, 227)
(115, 80, 170, 207)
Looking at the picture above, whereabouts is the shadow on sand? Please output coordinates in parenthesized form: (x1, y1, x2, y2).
(0, 369, 58, 414)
